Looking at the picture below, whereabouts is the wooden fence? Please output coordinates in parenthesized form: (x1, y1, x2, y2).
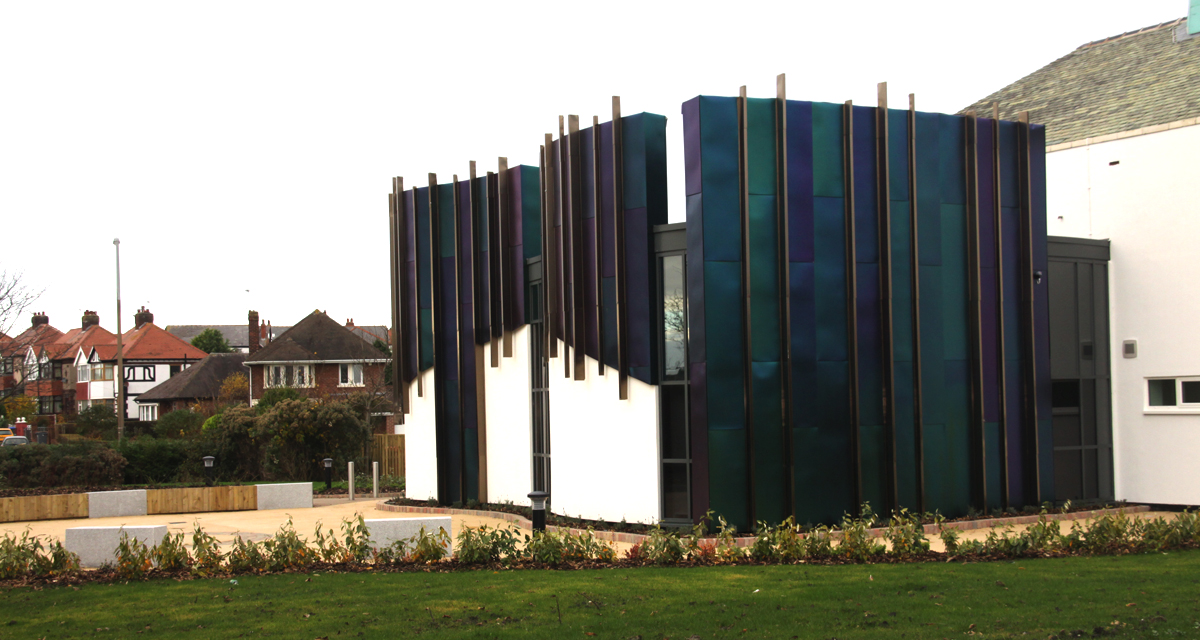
(369, 434, 405, 478)
(0, 494, 89, 523)
(146, 486, 258, 515)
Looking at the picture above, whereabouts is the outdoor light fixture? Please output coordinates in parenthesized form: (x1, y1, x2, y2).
(527, 491, 549, 532)
(323, 458, 333, 491)
(203, 456, 215, 486)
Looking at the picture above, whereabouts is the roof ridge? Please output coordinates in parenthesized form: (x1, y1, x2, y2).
(1078, 17, 1186, 49)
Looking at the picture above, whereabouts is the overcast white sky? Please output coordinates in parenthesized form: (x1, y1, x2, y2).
(0, 0, 1186, 336)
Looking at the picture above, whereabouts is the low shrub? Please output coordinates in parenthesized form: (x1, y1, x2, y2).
(837, 505, 885, 562)
(154, 410, 205, 440)
(0, 530, 79, 579)
(190, 523, 224, 576)
(113, 532, 153, 579)
(883, 509, 931, 557)
(262, 518, 312, 571)
(152, 532, 190, 573)
(455, 524, 520, 564)
(0, 442, 126, 488)
(118, 437, 200, 484)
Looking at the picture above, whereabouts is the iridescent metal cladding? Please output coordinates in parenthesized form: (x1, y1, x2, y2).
(876, 83, 897, 512)
(843, 99, 863, 514)
(1017, 111, 1041, 503)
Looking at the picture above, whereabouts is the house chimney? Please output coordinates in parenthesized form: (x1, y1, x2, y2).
(346, 318, 355, 327)
(248, 310, 261, 355)
(81, 310, 100, 330)
(31, 312, 48, 327)
(134, 306, 154, 327)
(267, 321, 273, 343)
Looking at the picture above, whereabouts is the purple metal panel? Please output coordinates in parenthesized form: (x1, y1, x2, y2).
(977, 120, 997, 269)
(981, 270, 1000, 422)
(625, 206, 650, 371)
(508, 166, 526, 327)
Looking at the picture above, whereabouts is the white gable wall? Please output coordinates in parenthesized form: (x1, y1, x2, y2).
(1046, 122, 1200, 505)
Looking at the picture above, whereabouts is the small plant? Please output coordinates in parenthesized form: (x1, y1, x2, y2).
(803, 525, 836, 558)
(262, 517, 311, 571)
(313, 522, 346, 563)
(560, 528, 616, 563)
(226, 534, 267, 573)
(837, 504, 885, 562)
(151, 532, 191, 573)
(409, 526, 450, 563)
(0, 530, 80, 579)
(524, 530, 567, 565)
(114, 532, 153, 579)
(639, 525, 686, 565)
(340, 515, 373, 564)
(455, 524, 521, 564)
(884, 508, 930, 557)
(191, 523, 224, 576)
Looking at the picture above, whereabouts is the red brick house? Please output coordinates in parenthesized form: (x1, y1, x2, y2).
(244, 310, 393, 430)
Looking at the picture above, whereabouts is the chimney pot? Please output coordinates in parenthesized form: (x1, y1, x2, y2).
(133, 307, 154, 327)
(81, 311, 100, 330)
(31, 313, 48, 327)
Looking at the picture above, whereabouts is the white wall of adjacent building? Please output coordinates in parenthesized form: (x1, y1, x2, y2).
(548, 345, 660, 524)
(1046, 122, 1200, 505)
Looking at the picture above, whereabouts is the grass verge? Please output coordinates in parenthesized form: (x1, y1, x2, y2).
(6, 550, 1200, 639)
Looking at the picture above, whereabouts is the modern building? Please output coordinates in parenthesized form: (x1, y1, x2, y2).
(389, 92, 1055, 529)
(962, 12, 1200, 507)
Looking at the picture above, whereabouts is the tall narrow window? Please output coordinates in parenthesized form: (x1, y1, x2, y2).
(658, 254, 690, 522)
(529, 281, 551, 495)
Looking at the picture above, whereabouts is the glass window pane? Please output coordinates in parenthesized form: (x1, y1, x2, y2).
(661, 384, 688, 460)
(1148, 379, 1176, 406)
(1182, 380, 1200, 404)
(1052, 380, 1079, 408)
(662, 463, 690, 520)
(661, 255, 687, 382)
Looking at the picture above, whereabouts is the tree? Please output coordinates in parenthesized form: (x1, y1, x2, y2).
(0, 268, 41, 339)
(75, 404, 118, 439)
(190, 328, 232, 354)
(0, 395, 36, 423)
(217, 372, 249, 408)
(372, 338, 393, 386)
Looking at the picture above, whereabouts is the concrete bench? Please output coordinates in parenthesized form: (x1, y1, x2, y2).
(255, 483, 313, 510)
(364, 517, 453, 552)
(65, 525, 167, 568)
(87, 490, 148, 518)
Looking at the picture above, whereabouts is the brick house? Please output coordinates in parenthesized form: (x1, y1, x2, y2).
(243, 310, 393, 431)
(135, 352, 248, 417)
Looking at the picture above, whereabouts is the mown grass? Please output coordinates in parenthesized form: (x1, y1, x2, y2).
(5, 551, 1200, 639)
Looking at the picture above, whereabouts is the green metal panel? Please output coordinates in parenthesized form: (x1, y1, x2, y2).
(746, 98, 777, 196)
(812, 103, 844, 198)
(708, 428, 749, 530)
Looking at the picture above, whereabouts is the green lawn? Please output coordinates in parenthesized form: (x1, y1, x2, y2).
(5, 551, 1200, 639)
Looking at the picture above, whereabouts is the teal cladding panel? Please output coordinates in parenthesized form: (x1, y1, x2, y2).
(915, 112, 942, 266)
(708, 428, 749, 531)
(814, 197, 847, 362)
(941, 205, 969, 361)
(704, 261, 745, 431)
(749, 194, 780, 362)
(700, 98, 741, 262)
(746, 98, 777, 195)
(812, 103, 844, 198)
(522, 165, 542, 260)
(752, 361, 786, 525)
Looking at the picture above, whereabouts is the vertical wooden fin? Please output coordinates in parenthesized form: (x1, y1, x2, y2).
(908, 93, 925, 513)
(613, 96, 629, 400)
(843, 99, 862, 515)
(877, 83, 898, 513)
(776, 74, 795, 519)
(498, 157, 513, 358)
(738, 85, 756, 524)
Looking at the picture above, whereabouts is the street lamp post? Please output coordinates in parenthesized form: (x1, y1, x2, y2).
(113, 238, 124, 445)
(203, 456, 215, 486)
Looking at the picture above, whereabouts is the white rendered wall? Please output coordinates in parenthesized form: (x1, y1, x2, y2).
(482, 326, 533, 506)
(549, 343, 660, 524)
(403, 368, 439, 501)
(1046, 123, 1200, 505)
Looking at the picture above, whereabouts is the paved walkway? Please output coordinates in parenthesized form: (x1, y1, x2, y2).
(0, 500, 514, 550)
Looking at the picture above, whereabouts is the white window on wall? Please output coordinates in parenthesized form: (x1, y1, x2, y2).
(78, 365, 90, 382)
(339, 364, 363, 387)
(139, 404, 158, 421)
(266, 364, 313, 388)
(1145, 377, 1200, 413)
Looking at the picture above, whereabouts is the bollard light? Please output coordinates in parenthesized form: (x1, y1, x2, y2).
(527, 491, 549, 532)
(203, 456, 215, 486)
(323, 458, 333, 491)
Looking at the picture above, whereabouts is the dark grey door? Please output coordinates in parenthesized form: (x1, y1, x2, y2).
(1047, 237, 1112, 503)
